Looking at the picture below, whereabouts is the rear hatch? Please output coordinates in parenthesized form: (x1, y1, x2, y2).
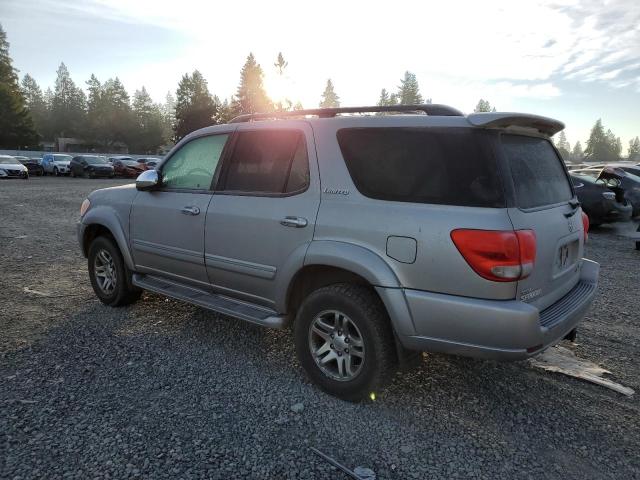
(501, 134, 583, 310)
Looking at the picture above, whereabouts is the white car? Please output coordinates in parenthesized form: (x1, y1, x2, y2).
(0, 155, 29, 179)
(42, 153, 73, 176)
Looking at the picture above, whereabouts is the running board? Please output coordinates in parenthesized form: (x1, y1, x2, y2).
(132, 274, 286, 329)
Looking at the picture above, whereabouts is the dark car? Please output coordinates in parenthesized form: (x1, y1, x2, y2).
(572, 167, 640, 218)
(615, 165, 640, 177)
(111, 158, 147, 177)
(70, 155, 115, 178)
(16, 156, 44, 176)
(136, 157, 161, 169)
(571, 174, 632, 226)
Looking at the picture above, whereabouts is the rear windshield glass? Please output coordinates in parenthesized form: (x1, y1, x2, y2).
(336, 128, 504, 207)
(502, 135, 573, 209)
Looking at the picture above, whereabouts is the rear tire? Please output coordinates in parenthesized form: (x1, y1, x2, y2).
(294, 284, 397, 402)
(53, 167, 59, 176)
(88, 236, 141, 307)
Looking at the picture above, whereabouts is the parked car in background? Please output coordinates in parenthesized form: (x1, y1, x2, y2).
(570, 166, 640, 218)
(570, 174, 632, 226)
(70, 155, 115, 178)
(15, 156, 44, 176)
(0, 155, 29, 179)
(136, 157, 161, 169)
(111, 157, 147, 177)
(610, 163, 640, 177)
(42, 153, 72, 176)
(78, 105, 599, 401)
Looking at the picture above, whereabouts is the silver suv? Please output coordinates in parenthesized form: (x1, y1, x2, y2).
(78, 105, 599, 401)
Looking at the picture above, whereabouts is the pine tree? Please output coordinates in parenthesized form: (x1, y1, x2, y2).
(606, 129, 622, 160)
(628, 136, 640, 161)
(377, 88, 399, 107)
(21, 73, 49, 140)
(161, 92, 176, 143)
(131, 86, 165, 153)
(212, 96, 233, 125)
(274, 52, 288, 75)
(233, 53, 271, 115)
(397, 71, 423, 105)
(555, 131, 571, 160)
(175, 70, 217, 140)
(572, 141, 584, 162)
(272, 52, 292, 111)
(319, 79, 340, 108)
(584, 119, 608, 162)
(377, 88, 390, 106)
(0, 24, 38, 148)
(474, 99, 494, 113)
(293, 101, 304, 111)
(51, 62, 86, 138)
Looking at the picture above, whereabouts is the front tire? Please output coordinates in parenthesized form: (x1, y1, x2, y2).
(88, 236, 141, 307)
(294, 284, 397, 402)
(53, 167, 59, 176)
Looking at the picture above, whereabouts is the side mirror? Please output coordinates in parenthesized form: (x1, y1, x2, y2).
(136, 169, 160, 191)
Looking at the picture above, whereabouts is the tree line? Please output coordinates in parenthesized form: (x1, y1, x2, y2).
(554, 121, 640, 163)
(1, 24, 638, 160)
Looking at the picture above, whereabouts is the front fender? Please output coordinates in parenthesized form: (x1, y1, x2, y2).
(80, 205, 134, 270)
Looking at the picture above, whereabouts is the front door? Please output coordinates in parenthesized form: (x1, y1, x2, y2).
(204, 123, 320, 308)
(131, 132, 232, 289)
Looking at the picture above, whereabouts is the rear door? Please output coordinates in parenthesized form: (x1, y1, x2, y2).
(204, 123, 320, 308)
(501, 134, 582, 310)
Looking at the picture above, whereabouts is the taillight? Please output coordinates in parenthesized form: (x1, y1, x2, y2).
(450, 229, 536, 282)
(581, 211, 589, 243)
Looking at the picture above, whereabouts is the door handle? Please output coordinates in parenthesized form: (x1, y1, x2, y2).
(181, 206, 200, 216)
(280, 216, 308, 228)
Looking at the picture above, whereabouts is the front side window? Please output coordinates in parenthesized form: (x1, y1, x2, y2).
(162, 134, 229, 190)
(220, 130, 309, 194)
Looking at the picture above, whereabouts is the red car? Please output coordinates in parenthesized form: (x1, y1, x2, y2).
(109, 157, 148, 178)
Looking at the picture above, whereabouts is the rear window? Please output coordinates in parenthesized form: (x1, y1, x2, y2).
(336, 128, 504, 207)
(502, 135, 573, 209)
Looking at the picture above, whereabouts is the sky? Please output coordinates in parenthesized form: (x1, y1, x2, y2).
(1, 0, 639, 153)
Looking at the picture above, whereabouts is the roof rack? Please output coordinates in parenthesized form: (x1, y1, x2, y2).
(229, 104, 463, 123)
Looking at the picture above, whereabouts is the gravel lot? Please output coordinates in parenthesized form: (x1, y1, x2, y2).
(1, 176, 639, 479)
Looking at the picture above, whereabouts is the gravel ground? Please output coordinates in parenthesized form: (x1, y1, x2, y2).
(1, 176, 639, 479)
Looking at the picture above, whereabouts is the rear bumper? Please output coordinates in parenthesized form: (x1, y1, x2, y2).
(396, 259, 599, 361)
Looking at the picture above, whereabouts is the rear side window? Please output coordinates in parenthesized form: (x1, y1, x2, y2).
(221, 130, 309, 194)
(336, 128, 504, 207)
(502, 135, 573, 209)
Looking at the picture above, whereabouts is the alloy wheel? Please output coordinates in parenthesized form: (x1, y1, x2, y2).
(308, 310, 365, 381)
(94, 249, 117, 294)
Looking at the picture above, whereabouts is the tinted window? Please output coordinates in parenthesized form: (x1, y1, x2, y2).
(162, 134, 229, 190)
(337, 128, 504, 207)
(502, 135, 573, 209)
(221, 130, 309, 194)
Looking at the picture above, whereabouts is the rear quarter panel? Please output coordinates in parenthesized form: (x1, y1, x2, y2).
(311, 118, 517, 300)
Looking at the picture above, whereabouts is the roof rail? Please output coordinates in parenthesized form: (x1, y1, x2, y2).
(229, 104, 463, 123)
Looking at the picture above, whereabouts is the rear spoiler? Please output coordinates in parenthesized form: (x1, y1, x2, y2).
(467, 112, 564, 136)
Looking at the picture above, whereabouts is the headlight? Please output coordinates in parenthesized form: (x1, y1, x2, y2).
(0, 169, 6, 176)
(80, 199, 91, 217)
